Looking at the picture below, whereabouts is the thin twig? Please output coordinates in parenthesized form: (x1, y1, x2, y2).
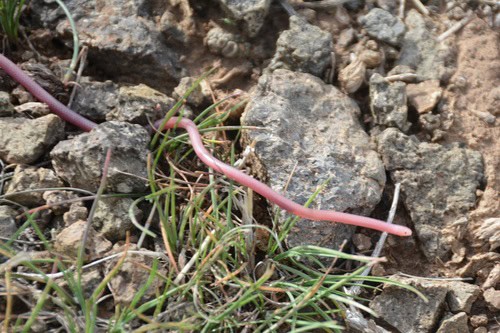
(385, 73, 418, 83)
(349, 183, 402, 296)
(410, 0, 429, 16)
(137, 201, 157, 248)
(0, 159, 6, 194)
(342, 184, 403, 333)
(277, 0, 299, 16)
(67, 46, 88, 108)
(396, 272, 473, 281)
(292, 0, 352, 9)
(13, 250, 167, 279)
(77, 148, 112, 267)
(437, 11, 474, 42)
(174, 232, 213, 284)
(399, 0, 405, 19)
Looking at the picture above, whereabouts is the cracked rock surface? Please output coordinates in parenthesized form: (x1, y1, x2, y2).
(267, 16, 333, 77)
(377, 128, 484, 259)
(242, 69, 386, 250)
(51, 121, 149, 193)
(5, 166, 64, 207)
(0, 114, 65, 164)
(370, 276, 479, 333)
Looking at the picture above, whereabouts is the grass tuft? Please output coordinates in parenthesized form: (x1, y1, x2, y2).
(0, 0, 25, 43)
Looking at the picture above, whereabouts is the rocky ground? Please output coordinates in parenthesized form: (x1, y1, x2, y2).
(0, 0, 499, 332)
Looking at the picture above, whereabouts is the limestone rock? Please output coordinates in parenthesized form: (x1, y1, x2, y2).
(0, 114, 65, 164)
(5, 166, 64, 207)
(54, 220, 112, 261)
(407, 80, 443, 114)
(51, 121, 149, 193)
(242, 69, 386, 250)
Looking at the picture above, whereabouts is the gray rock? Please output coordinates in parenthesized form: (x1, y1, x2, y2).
(31, 0, 181, 91)
(106, 84, 175, 125)
(398, 10, 456, 81)
(377, 129, 484, 259)
(241, 69, 386, 250)
(51, 121, 149, 193)
(0, 114, 65, 164)
(5, 166, 64, 207)
(446, 281, 480, 313)
(370, 276, 448, 333)
(0, 91, 15, 117)
(92, 197, 143, 242)
(0, 206, 18, 239)
(268, 16, 333, 77)
(72, 78, 118, 122)
(359, 8, 405, 46)
(369, 73, 411, 132)
(216, 0, 271, 37)
(436, 312, 469, 333)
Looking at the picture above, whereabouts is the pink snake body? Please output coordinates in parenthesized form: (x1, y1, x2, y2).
(0, 53, 412, 236)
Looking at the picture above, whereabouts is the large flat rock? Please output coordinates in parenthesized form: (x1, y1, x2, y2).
(241, 69, 386, 249)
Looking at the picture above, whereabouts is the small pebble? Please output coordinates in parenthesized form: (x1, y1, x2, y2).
(470, 314, 488, 328)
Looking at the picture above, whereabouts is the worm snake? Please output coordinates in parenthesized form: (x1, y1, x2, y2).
(0, 53, 412, 236)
